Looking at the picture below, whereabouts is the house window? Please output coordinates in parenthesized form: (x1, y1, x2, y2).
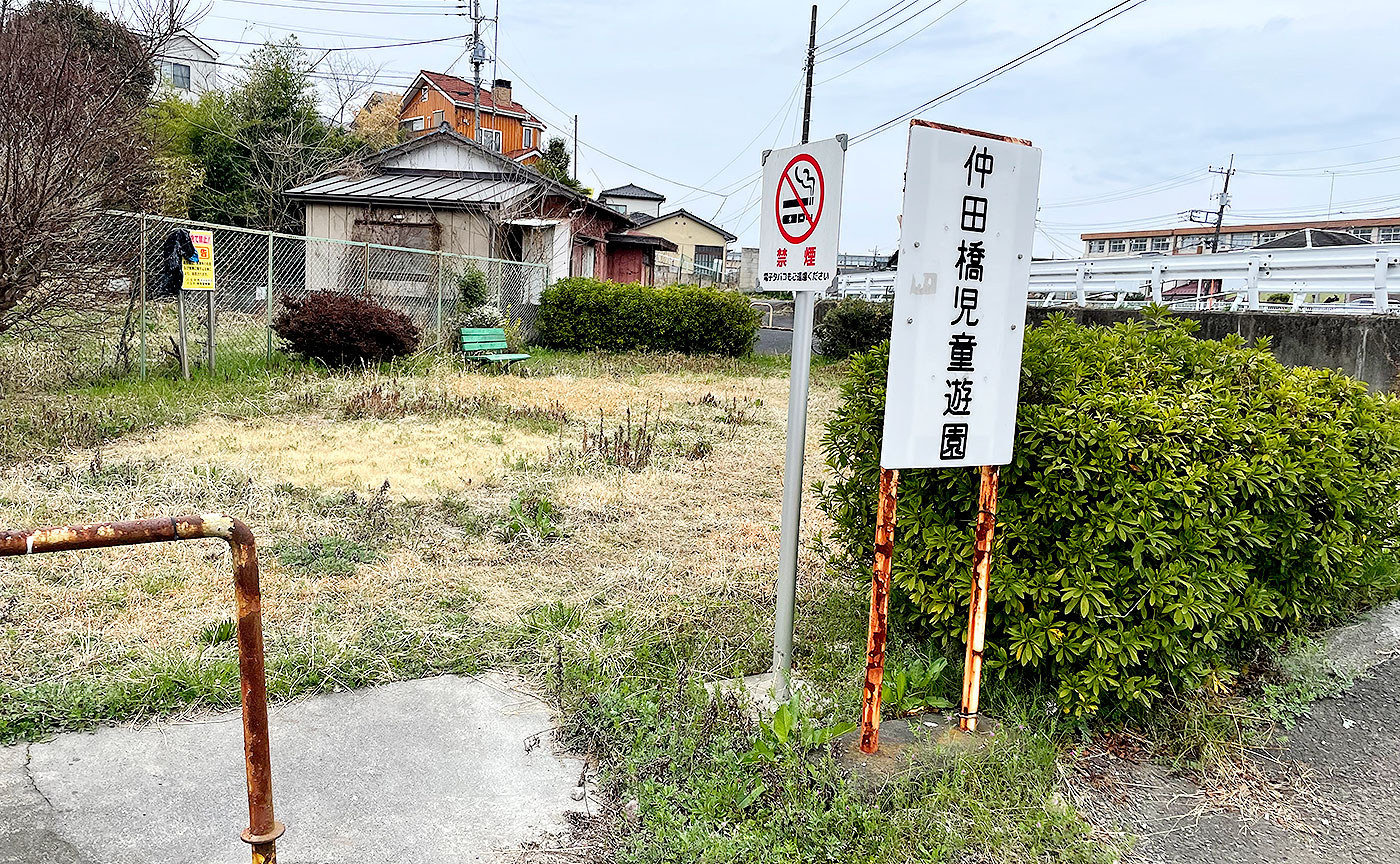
(420, 86, 429, 102)
(523, 127, 534, 149)
(399, 117, 424, 132)
(694, 245, 723, 274)
(478, 127, 502, 152)
(607, 202, 627, 214)
(1129, 237, 1148, 253)
(162, 61, 191, 90)
(1151, 236, 1171, 252)
(1348, 226, 1374, 241)
(1378, 226, 1400, 242)
(580, 243, 596, 278)
(1258, 231, 1281, 243)
(1107, 239, 1126, 254)
(1087, 240, 1106, 254)
(431, 110, 444, 128)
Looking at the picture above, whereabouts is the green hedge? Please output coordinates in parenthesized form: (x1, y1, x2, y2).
(535, 277, 760, 356)
(814, 297, 893, 358)
(819, 313, 1400, 715)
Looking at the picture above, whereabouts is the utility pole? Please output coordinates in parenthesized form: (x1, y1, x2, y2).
(1209, 155, 1235, 253)
(801, 4, 817, 145)
(772, 3, 820, 703)
(573, 115, 579, 182)
(470, 0, 483, 142)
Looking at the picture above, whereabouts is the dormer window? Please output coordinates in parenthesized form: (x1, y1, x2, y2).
(523, 127, 534, 149)
(420, 85, 429, 102)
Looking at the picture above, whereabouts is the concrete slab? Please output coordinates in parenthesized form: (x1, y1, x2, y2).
(1, 674, 586, 863)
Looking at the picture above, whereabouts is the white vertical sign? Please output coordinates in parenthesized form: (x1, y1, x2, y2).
(881, 121, 1042, 469)
(759, 136, 846, 290)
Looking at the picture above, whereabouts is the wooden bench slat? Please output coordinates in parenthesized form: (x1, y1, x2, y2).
(458, 325, 528, 369)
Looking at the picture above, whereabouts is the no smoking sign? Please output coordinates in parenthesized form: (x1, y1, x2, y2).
(777, 154, 824, 244)
(759, 136, 845, 289)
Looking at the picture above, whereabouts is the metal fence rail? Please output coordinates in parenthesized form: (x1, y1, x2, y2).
(2, 212, 549, 383)
(832, 246, 1400, 315)
(1027, 245, 1400, 313)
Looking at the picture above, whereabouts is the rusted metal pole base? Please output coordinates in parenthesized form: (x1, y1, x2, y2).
(0, 514, 284, 863)
(859, 468, 900, 754)
(959, 466, 1000, 733)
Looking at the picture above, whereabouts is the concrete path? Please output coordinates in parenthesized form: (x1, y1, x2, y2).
(0, 675, 587, 863)
(1070, 601, 1400, 864)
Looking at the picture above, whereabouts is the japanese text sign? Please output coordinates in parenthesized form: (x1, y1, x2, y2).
(881, 121, 1042, 469)
(185, 230, 216, 291)
(759, 136, 846, 290)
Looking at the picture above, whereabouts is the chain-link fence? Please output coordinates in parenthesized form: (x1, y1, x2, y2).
(0, 211, 549, 384)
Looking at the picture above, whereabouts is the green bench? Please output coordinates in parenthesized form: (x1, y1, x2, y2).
(460, 327, 530, 370)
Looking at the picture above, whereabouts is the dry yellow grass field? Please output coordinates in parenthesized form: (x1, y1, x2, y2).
(0, 361, 842, 690)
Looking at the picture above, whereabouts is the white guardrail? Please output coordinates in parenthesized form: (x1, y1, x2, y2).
(837, 245, 1400, 314)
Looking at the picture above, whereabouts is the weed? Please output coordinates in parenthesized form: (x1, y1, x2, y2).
(197, 618, 237, 649)
(579, 406, 656, 471)
(276, 535, 382, 578)
(1255, 635, 1357, 729)
(882, 654, 955, 718)
(742, 699, 856, 764)
(495, 494, 563, 544)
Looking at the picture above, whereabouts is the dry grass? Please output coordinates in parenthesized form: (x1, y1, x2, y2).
(0, 362, 841, 688)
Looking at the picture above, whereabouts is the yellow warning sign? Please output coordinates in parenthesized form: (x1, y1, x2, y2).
(185, 230, 216, 291)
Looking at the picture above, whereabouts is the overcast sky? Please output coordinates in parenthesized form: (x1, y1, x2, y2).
(123, 0, 1400, 257)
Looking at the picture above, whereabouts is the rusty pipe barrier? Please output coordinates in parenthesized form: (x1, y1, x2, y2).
(958, 467, 1000, 734)
(858, 467, 900, 754)
(0, 514, 285, 863)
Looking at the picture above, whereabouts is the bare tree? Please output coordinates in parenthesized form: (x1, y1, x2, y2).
(0, 0, 195, 345)
(320, 51, 384, 129)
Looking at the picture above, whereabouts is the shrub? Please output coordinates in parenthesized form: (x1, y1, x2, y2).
(458, 305, 502, 329)
(814, 297, 893, 358)
(455, 265, 490, 308)
(535, 277, 760, 356)
(273, 292, 420, 366)
(819, 313, 1400, 716)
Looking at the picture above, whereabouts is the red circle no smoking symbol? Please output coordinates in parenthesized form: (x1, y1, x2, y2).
(775, 153, 824, 245)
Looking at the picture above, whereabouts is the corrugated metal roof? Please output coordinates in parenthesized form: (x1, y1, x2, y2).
(286, 173, 534, 207)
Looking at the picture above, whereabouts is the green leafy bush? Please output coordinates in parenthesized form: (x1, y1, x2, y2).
(814, 297, 893, 358)
(819, 313, 1400, 715)
(536, 277, 760, 356)
(455, 265, 490, 308)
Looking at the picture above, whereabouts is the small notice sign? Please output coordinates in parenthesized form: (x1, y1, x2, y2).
(759, 136, 845, 290)
(881, 121, 1042, 469)
(185, 229, 216, 291)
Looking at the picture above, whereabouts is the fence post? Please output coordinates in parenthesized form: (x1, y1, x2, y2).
(435, 250, 444, 351)
(206, 286, 217, 372)
(364, 240, 375, 298)
(266, 234, 275, 364)
(1376, 253, 1390, 313)
(1246, 257, 1261, 311)
(138, 214, 148, 380)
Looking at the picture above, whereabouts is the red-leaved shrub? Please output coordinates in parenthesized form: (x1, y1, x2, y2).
(273, 292, 420, 366)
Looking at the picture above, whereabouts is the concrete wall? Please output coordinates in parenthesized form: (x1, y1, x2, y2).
(1026, 308, 1400, 392)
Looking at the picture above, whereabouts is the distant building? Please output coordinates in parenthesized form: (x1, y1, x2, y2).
(598, 184, 666, 219)
(1081, 216, 1400, 257)
(396, 71, 546, 163)
(151, 29, 219, 100)
(837, 252, 894, 273)
(285, 128, 673, 288)
(631, 209, 738, 277)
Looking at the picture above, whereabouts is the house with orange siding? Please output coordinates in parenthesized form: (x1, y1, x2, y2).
(397, 71, 546, 164)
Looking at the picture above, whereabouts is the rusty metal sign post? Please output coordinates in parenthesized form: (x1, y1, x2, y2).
(858, 120, 1039, 754)
(0, 514, 285, 863)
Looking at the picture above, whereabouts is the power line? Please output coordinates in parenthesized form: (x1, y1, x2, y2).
(817, 0, 953, 65)
(218, 0, 459, 16)
(200, 31, 471, 52)
(815, 0, 854, 33)
(817, 0, 974, 85)
(848, 0, 1152, 145)
(817, 0, 921, 54)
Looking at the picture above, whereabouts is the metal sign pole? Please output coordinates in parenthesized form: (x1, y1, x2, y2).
(773, 289, 815, 701)
(177, 289, 190, 381)
(958, 465, 1000, 733)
